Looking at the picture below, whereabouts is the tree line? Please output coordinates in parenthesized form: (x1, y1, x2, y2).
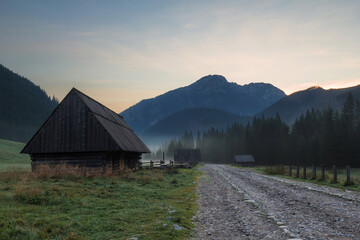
(151, 93, 360, 167)
(0, 64, 58, 142)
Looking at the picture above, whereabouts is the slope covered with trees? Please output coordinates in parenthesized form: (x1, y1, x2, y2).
(142, 107, 252, 140)
(157, 93, 360, 167)
(259, 85, 360, 125)
(0, 64, 58, 142)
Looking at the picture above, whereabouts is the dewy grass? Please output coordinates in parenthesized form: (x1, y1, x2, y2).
(0, 139, 30, 171)
(0, 168, 199, 240)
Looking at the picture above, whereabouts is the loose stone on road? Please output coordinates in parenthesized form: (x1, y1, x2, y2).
(191, 164, 360, 240)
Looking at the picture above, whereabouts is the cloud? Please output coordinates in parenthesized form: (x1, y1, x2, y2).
(182, 23, 199, 30)
(323, 78, 360, 90)
(72, 31, 101, 36)
(1, 0, 360, 111)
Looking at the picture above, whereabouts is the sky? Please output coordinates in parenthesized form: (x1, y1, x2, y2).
(1, 0, 360, 112)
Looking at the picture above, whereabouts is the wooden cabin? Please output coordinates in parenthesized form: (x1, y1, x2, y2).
(233, 155, 255, 167)
(21, 88, 150, 174)
(174, 149, 201, 168)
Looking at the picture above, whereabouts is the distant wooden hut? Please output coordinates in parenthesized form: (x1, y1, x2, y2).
(233, 155, 255, 167)
(21, 88, 150, 174)
(174, 149, 201, 167)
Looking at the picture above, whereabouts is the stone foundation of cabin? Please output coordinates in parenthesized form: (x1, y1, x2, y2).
(30, 152, 141, 175)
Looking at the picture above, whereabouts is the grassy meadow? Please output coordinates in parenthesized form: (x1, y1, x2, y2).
(0, 139, 30, 171)
(0, 139, 199, 240)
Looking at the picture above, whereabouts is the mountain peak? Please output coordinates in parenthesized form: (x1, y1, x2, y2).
(121, 74, 286, 134)
(191, 75, 228, 87)
(306, 86, 323, 91)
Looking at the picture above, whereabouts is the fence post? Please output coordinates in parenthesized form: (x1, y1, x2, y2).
(303, 165, 307, 179)
(321, 164, 325, 181)
(150, 160, 153, 169)
(161, 152, 165, 165)
(289, 165, 292, 177)
(312, 164, 316, 179)
(296, 165, 300, 178)
(346, 165, 350, 183)
(282, 165, 285, 175)
(333, 164, 337, 183)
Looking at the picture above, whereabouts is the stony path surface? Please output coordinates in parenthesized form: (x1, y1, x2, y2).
(191, 164, 360, 240)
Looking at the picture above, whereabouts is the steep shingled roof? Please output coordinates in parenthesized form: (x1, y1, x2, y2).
(21, 88, 150, 154)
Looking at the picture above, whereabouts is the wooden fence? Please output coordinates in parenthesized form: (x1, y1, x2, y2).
(140, 160, 175, 169)
(278, 164, 352, 184)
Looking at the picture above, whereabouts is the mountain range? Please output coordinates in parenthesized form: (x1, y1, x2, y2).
(121, 75, 286, 135)
(259, 85, 360, 124)
(0, 65, 58, 142)
(1, 63, 359, 146)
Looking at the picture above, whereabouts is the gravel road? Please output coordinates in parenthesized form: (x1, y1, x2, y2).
(191, 164, 360, 240)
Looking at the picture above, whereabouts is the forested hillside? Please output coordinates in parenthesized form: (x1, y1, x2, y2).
(142, 108, 252, 142)
(157, 93, 360, 167)
(259, 85, 360, 125)
(0, 65, 58, 142)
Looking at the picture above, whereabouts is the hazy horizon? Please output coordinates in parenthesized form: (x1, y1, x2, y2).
(1, 0, 360, 112)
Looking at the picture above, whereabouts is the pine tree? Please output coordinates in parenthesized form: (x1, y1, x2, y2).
(341, 93, 355, 165)
(353, 99, 360, 166)
(342, 93, 354, 128)
(195, 131, 201, 149)
(320, 107, 336, 166)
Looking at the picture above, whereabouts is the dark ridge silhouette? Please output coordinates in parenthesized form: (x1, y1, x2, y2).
(121, 74, 286, 134)
(142, 107, 252, 145)
(259, 85, 360, 125)
(0, 64, 58, 142)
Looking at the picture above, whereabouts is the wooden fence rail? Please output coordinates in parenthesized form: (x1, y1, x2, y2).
(140, 160, 175, 169)
(275, 164, 353, 184)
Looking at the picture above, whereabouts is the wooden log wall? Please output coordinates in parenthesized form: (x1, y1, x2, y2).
(32, 153, 106, 170)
